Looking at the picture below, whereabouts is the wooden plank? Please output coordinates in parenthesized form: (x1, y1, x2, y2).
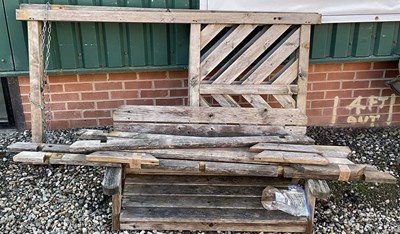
(200, 84, 298, 95)
(127, 159, 280, 177)
(112, 122, 290, 136)
(13, 151, 120, 167)
(297, 25, 311, 114)
(284, 164, 367, 181)
(254, 151, 329, 165)
(7, 142, 41, 152)
(120, 221, 307, 232)
(69, 135, 314, 152)
(211, 94, 240, 107)
(250, 143, 320, 154)
(364, 167, 397, 184)
(305, 180, 316, 233)
(124, 175, 291, 187)
(201, 24, 257, 79)
(87, 151, 159, 168)
(112, 193, 121, 231)
(17, 4, 322, 25)
(242, 95, 273, 109)
(200, 24, 228, 49)
(122, 195, 264, 209)
(188, 23, 201, 106)
(102, 167, 122, 196)
(243, 28, 300, 85)
(28, 21, 44, 143)
(113, 105, 308, 125)
(271, 59, 299, 85)
(213, 25, 291, 84)
(314, 145, 352, 158)
(326, 157, 354, 165)
(120, 207, 307, 223)
(273, 95, 297, 108)
(306, 179, 330, 200)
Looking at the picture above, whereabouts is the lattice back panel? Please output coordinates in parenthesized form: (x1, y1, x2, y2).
(189, 23, 311, 115)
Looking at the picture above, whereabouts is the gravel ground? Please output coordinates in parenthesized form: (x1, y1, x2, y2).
(0, 126, 399, 233)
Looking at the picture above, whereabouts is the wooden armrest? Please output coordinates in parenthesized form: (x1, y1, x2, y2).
(306, 179, 330, 200)
(102, 167, 122, 196)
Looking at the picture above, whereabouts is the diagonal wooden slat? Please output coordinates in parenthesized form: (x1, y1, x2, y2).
(242, 95, 272, 109)
(199, 96, 211, 107)
(242, 28, 300, 85)
(200, 24, 229, 50)
(200, 24, 257, 80)
(273, 95, 296, 108)
(200, 84, 298, 95)
(213, 25, 291, 85)
(212, 95, 241, 107)
(271, 59, 299, 85)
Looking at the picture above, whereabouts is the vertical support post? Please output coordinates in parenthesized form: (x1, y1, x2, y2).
(112, 193, 122, 231)
(188, 23, 201, 106)
(28, 21, 44, 143)
(297, 25, 311, 115)
(305, 179, 316, 234)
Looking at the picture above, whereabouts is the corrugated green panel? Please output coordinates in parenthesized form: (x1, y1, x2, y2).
(0, 0, 14, 71)
(310, 24, 333, 59)
(352, 23, 375, 57)
(332, 24, 353, 58)
(396, 23, 400, 54)
(374, 22, 397, 56)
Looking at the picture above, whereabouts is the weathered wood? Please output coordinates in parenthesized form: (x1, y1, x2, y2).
(114, 105, 308, 126)
(127, 158, 280, 177)
(306, 179, 330, 200)
(7, 142, 42, 152)
(250, 142, 321, 154)
(254, 151, 329, 165)
(364, 166, 397, 184)
(200, 24, 228, 50)
(28, 20, 44, 143)
(189, 23, 201, 106)
(87, 151, 158, 168)
(69, 135, 314, 152)
(271, 59, 299, 85)
(114, 122, 290, 136)
(284, 164, 367, 181)
(305, 180, 316, 233)
(200, 84, 298, 95)
(297, 25, 311, 114)
(17, 4, 321, 24)
(112, 193, 121, 231)
(13, 151, 120, 167)
(273, 95, 296, 108)
(315, 145, 352, 158)
(78, 129, 107, 142)
(119, 221, 307, 232)
(102, 167, 122, 196)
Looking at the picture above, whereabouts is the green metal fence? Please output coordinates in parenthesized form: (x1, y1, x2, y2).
(0, 0, 399, 76)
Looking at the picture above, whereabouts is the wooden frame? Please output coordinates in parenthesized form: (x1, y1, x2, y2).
(18, 4, 321, 142)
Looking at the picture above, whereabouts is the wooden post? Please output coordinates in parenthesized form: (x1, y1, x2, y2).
(305, 179, 316, 233)
(297, 25, 311, 115)
(188, 24, 201, 106)
(28, 21, 44, 143)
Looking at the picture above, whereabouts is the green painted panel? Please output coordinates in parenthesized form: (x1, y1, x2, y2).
(0, 0, 14, 71)
(332, 24, 353, 58)
(310, 24, 332, 59)
(353, 23, 375, 57)
(0, 80, 8, 122)
(374, 22, 397, 56)
(150, 0, 169, 66)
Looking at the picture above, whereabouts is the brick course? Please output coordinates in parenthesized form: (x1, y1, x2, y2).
(18, 61, 400, 129)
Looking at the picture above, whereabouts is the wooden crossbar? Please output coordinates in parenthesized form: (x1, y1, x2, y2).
(17, 4, 321, 24)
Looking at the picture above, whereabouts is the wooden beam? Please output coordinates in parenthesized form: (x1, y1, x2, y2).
(297, 25, 311, 114)
(188, 24, 201, 106)
(199, 84, 298, 95)
(102, 167, 122, 196)
(17, 4, 321, 25)
(28, 21, 44, 143)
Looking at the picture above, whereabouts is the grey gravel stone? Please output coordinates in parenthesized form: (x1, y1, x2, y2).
(0, 126, 399, 233)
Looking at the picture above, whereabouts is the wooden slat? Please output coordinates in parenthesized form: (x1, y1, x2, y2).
(242, 95, 273, 109)
(7, 142, 41, 152)
(250, 143, 320, 154)
(200, 84, 298, 95)
(254, 151, 329, 165)
(200, 24, 257, 79)
(284, 164, 367, 181)
(87, 151, 159, 167)
(364, 167, 397, 184)
(297, 25, 311, 114)
(120, 221, 307, 232)
(199, 96, 211, 107)
(13, 151, 47, 164)
(122, 195, 263, 209)
(213, 25, 290, 84)
(315, 145, 352, 158)
(306, 179, 330, 200)
(69, 135, 314, 152)
(113, 122, 289, 136)
(200, 24, 228, 49)
(113, 105, 308, 125)
(211, 94, 240, 107)
(17, 4, 321, 25)
(271, 59, 299, 85)
(28, 21, 44, 143)
(120, 207, 306, 223)
(124, 175, 291, 186)
(305, 180, 316, 233)
(273, 95, 297, 108)
(112, 193, 121, 231)
(189, 24, 201, 106)
(243, 28, 300, 85)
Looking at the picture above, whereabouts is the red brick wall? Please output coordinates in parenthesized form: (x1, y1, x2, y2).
(18, 61, 400, 129)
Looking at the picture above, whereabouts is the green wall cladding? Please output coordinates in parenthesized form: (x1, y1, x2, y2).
(0, 0, 399, 75)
